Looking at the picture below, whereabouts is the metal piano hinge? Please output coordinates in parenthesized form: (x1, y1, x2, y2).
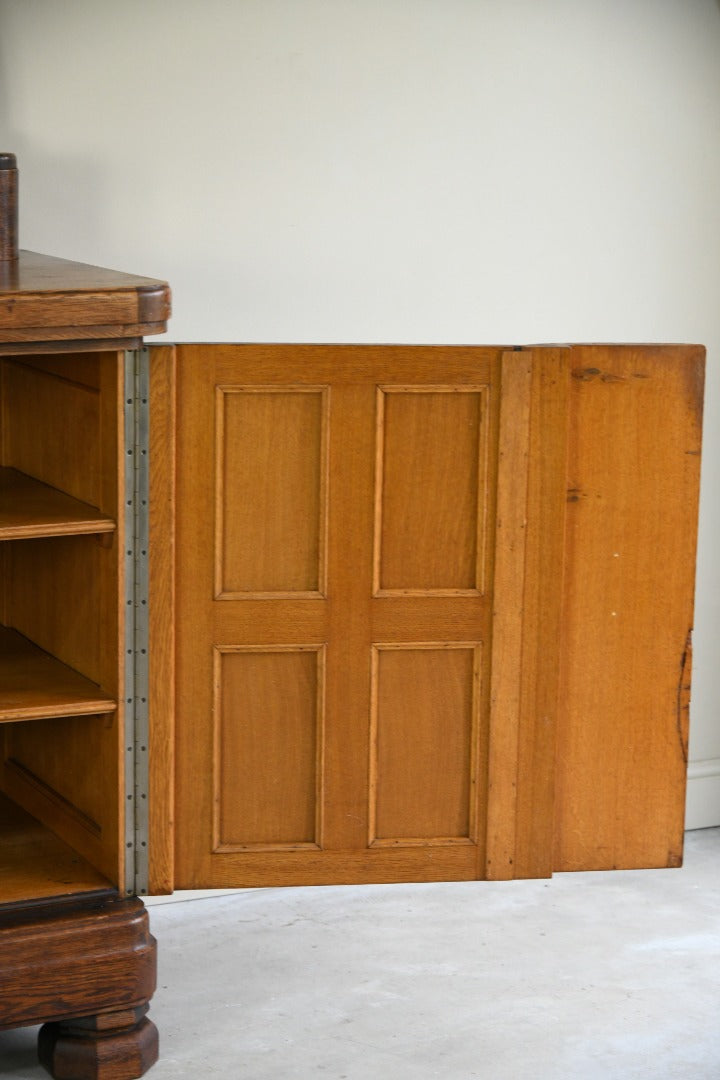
(124, 348, 151, 897)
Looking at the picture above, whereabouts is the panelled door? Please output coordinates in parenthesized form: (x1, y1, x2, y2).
(167, 344, 568, 888)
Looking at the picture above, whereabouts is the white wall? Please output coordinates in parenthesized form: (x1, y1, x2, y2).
(1, 0, 719, 827)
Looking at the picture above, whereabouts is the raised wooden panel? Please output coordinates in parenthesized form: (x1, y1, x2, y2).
(213, 645, 325, 851)
(374, 386, 489, 595)
(370, 644, 481, 845)
(216, 386, 328, 598)
(1, 359, 101, 505)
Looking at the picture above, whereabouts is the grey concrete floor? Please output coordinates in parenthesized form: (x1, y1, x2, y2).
(1, 828, 719, 1079)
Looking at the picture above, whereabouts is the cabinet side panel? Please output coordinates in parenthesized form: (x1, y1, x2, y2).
(4, 536, 102, 680)
(10, 353, 102, 390)
(555, 345, 704, 871)
(1, 359, 101, 505)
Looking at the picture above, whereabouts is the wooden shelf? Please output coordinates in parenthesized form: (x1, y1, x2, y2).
(0, 627, 117, 723)
(0, 792, 111, 904)
(0, 467, 116, 540)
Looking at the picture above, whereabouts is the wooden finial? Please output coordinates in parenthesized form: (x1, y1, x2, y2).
(0, 154, 19, 261)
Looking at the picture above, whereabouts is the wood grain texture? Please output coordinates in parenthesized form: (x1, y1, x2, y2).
(0, 154, 18, 262)
(173, 344, 502, 888)
(373, 386, 489, 594)
(512, 348, 570, 879)
(0, 350, 125, 887)
(0, 336, 145, 356)
(1, 353, 123, 681)
(0, 467, 115, 540)
(11, 353, 102, 388)
(39, 1008, 158, 1080)
(0, 251, 169, 342)
(0, 627, 116, 722)
(554, 344, 705, 871)
(0, 896, 156, 1032)
(147, 346, 176, 895)
(370, 643, 481, 844)
(97, 353, 125, 889)
(0, 210, 163, 1077)
(484, 351, 533, 879)
(168, 341, 703, 889)
(215, 385, 328, 597)
(3, 719, 118, 884)
(213, 645, 324, 850)
(0, 791, 111, 904)
(1, 357, 102, 506)
(4, 535, 102, 678)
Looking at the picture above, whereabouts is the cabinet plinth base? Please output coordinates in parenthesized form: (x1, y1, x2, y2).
(38, 1006, 158, 1080)
(0, 896, 157, 1079)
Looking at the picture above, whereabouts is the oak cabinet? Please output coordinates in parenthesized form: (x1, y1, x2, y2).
(0, 153, 705, 1079)
(0, 153, 169, 1080)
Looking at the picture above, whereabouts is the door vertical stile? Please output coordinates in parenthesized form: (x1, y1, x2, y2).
(173, 349, 216, 888)
(147, 345, 177, 895)
(513, 348, 570, 879)
(323, 383, 376, 853)
(484, 351, 533, 880)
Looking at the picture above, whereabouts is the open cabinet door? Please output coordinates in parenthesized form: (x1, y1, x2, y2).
(149, 344, 569, 891)
(147, 342, 703, 894)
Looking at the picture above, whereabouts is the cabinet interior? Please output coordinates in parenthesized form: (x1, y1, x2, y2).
(0, 351, 124, 902)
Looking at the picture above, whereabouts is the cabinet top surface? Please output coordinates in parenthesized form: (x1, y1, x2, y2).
(0, 250, 170, 348)
(0, 250, 168, 295)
